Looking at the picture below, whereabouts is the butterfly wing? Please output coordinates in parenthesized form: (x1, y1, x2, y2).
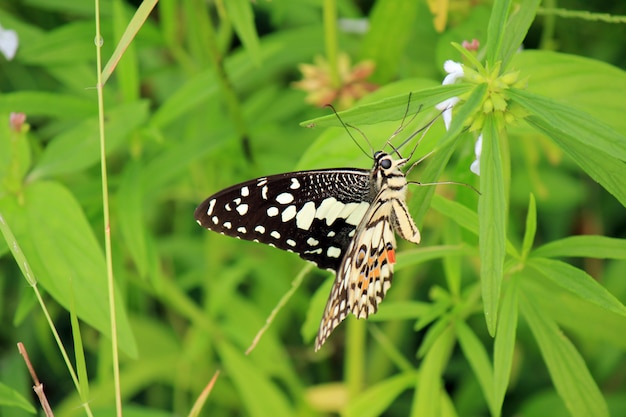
(314, 199, 398, 350)
(194, 169, 373, 271)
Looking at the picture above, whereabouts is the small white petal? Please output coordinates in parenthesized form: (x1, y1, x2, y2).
(470, 159, 480, 176)
(442, 60, 464, 85)
(474, 134, 483, 157)
(435, 96, 459, 131)
(470, 134, 483, 176)
(0, 25, 18, 60)
(338, 18, 369, 34)
(444, 59, 463, 74)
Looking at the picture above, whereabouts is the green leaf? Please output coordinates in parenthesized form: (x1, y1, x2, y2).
(369, 301, 431, 321)
(117, 161, 150, 279)
(533, 235, 626, 260)
(301, 84, 472, 128)
(519, 291, 609, 417)
(18, 21, 95, 65)
(456, 320, 495, 414)
(0, 181, 137, 357)
(498, 0, 541, 68)
(514, 50, 626, 135)
(431, 195, 519, 258)
(0, 92, 96, 118)
(0, 381, 36, 413)
(225, 0, 262, 66)
(217, 341, 294, 417)
(396, 244, 468, 270)
(411, 325, 456, 417)
(493, 275, 519, 416)
(527, 258, 626, 317)
(103, 0, 154, 86)
(521, 274, 626, 348)
(485, 0, 510, 64)
(478, 116, 507, 335)
(31, 101, 149, 179)
(521, 193, 536, 258)
(431, 194, 479, 234)
(510, 88, 626, 163)
(345, 371, 417, 417)
(302, 275, 333, 343)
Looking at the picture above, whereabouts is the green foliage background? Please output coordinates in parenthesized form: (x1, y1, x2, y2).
(0, 1, 625, 416)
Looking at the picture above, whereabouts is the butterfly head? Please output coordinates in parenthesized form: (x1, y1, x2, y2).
(373, 151, 408, 174)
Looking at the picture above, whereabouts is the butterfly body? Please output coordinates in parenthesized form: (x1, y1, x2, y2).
(195, 151, 420, 350)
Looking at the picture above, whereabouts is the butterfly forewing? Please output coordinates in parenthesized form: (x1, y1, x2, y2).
(194, 169, 373, 271)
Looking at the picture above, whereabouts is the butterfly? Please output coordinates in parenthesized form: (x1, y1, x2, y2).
(194, 141, 423, 350)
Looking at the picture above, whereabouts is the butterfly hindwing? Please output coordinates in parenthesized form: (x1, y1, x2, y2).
(194, 169, 373, 271)
(314, 192, 399, 350)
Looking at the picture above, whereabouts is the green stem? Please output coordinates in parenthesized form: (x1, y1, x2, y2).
(200, 0, 253, 162)
(323, 0, 341, 88)
(344, 318, 366, 399)
(94, 1, 122, 415)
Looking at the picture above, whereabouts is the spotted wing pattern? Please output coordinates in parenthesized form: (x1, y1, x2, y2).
(195, 151, 421, 351)
(194, 169, 372, 271)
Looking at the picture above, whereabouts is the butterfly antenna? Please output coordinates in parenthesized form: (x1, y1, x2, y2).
(405, 149, 434, 176)
(328, 104, 373, 158)
(397, 106, 446, 164)
(385, 93, 422, 157)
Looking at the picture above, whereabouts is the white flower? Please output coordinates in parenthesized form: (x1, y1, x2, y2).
(435, 60, 464, 130)
(435, 96, 459, 131)
(0, 24, 18, 60)
(441, 60, 464, 85)
(470, 134, 482, 176)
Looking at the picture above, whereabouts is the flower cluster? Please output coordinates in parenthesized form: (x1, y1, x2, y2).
(293, 53, 378, 109)
(435, 45, 526, 175)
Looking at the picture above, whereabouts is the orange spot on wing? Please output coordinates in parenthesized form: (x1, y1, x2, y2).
(387, 248, 396, 264)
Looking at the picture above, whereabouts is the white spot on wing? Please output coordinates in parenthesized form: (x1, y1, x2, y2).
(255, 225, 266, 234)
(261, 185, 268, 200)
(267, 207, 279, 217)
(327, 230, 336, 237)
(315, 197, 344, 225)
(307, 237, 319, 246)
(290, 178, 301, 189)
(271, 230, 281, 239)
(237, 226, 247, 234)
(286, 239, 296, 247)
(241, 186, 249, 197)
(212, 216, 219, 225)
(282, 205, 297, 222)
(257, 178, 268, 187)
(327, 246, 341, 258)
(276, 192, 294, 204)
(223, 222, 232, 229)
(236, 204, 249, 216)
(206, 199, 216, 216)
(296, 202, 316, 230)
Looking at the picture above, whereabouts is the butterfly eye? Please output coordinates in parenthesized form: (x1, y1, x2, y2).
(380, 157, 392, 169)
